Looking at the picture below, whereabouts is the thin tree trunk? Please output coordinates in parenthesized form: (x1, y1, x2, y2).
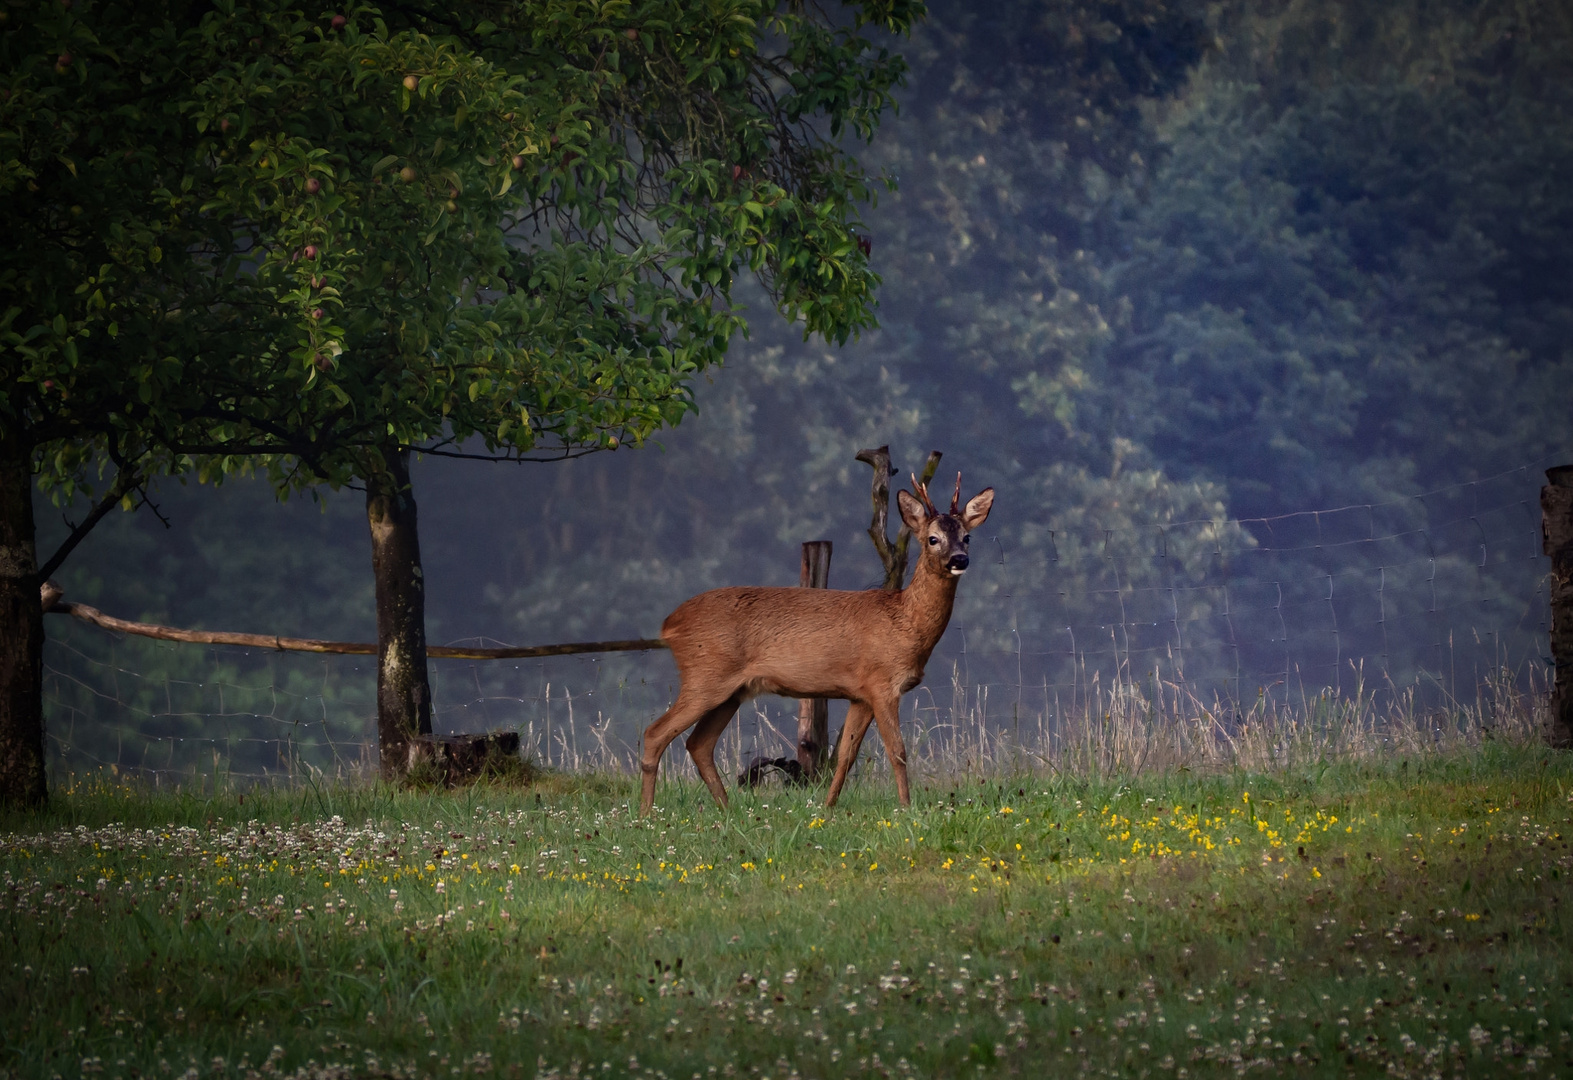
(1543, 465, 1573, 749)
(366, 447, 432, 778)
(0, 434, 46, 807)
(795, 541, 832, 777)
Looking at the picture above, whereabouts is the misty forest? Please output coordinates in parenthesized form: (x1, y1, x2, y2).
(25, 0, 1573, 783)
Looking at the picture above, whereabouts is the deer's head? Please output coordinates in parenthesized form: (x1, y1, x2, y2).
(897, 473, 995, 578)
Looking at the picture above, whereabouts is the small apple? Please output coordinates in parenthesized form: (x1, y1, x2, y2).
(445, 199, 458, 212)
(448, 186, 459, 198)
(311, 276, 322, 289)
(625, 27, 638, 40)
(398, 166, 416, 182)
(303, 244, 318, 258)
(55, 52, 71, 70)
(305, 177, 321, 194)
(330, 13, 346, 29)
(42, 380, 54, 390)
(219, 118, 231, 133)
(732, 164, 743, 181)
(311, 307, 325, 319)
(314, 354, 332, 371)
(403, 74, 418, 91)
(511, 154, 525, 170)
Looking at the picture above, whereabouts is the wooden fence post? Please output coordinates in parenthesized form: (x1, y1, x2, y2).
(796, 541, 833, 776)
(1543, 465, 1573, 748)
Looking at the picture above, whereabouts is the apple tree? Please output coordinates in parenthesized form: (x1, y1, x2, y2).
(0, 0, 271, 806)
(0, 0, 920, 801)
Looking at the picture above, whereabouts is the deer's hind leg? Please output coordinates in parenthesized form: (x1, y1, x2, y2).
(641, 686, 737, 815)
(685, 693, 743, 810)
(824, 700, 875, 809)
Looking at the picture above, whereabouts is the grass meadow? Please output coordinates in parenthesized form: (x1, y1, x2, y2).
(2, 744, 1571, 1080)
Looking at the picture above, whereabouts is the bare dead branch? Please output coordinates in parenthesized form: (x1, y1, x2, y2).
(857, 446, 941, 591)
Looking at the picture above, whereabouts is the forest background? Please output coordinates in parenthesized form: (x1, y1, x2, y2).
(38, 0, 1573, 776)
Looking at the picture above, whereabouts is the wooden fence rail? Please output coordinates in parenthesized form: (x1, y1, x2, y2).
(40, 583, 666, 660)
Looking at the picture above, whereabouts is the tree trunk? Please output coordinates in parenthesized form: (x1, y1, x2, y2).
(366, 447, 432, 778)
(0, 434, 46, 807)
(795, 541, 832, 777)
(1543, 465, 1573, 749)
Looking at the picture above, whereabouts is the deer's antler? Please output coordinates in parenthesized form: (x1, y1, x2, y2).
(950, 472, 962, 515)
(909, 472, 936, 515)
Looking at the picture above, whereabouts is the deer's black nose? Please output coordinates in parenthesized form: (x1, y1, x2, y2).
(948, 552, 970, 571)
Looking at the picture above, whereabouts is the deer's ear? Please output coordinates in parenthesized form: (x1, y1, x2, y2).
(962, 487, 994, 531)
(896, 489, 928, 533)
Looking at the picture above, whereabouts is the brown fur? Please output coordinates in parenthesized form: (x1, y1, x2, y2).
(638, 485, 994, 814)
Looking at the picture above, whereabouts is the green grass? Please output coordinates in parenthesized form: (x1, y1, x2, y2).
(3, 747, 1571, 1080)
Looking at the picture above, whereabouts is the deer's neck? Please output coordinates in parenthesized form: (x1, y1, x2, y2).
(898, 560, 960, 650)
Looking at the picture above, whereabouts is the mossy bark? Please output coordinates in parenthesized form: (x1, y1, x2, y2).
(367, 447, 432, 778)
(0, 433, 46, 807)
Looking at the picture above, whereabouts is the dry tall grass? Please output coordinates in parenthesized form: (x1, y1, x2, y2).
(519, 661, 1551, 789)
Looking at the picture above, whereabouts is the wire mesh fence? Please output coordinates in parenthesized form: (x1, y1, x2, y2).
(42, 459, 1560, 787)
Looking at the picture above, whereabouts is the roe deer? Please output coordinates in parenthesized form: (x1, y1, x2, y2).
(639, 474, 995, 815)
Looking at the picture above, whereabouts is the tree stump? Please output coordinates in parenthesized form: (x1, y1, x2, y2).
(409, 732, 524, 786)
(738, 755, 806, 788)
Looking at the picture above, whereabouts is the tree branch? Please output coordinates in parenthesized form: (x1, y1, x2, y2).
(35, 465, 142, 584)
(411, 444, 605, 463)
(856, 445, 899, 589)
(857, 446, 941, 591)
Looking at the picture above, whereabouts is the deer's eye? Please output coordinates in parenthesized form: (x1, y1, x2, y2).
(928, 535, 940, 546)
(963, 534, 971, 544)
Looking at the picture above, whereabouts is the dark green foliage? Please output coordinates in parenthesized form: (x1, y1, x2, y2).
(5, 0, 922, 790)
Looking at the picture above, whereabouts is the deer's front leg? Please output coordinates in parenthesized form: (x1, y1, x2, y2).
(824, 701, 874, 809)
(871, 697, 911, 807)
